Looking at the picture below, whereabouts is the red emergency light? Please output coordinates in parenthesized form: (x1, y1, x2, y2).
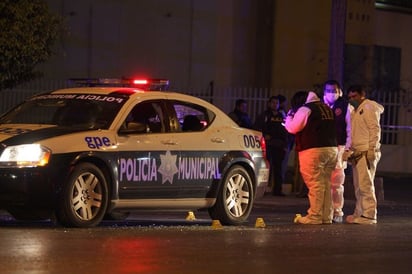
(132, 79, 149, 85)
(69, 78, 170, 90)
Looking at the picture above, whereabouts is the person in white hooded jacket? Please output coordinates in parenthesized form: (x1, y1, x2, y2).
(285, 91, 338, 224)
(346, 85, 384, 224)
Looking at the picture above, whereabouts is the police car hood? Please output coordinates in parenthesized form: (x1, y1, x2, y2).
(0, 124, 92, 146)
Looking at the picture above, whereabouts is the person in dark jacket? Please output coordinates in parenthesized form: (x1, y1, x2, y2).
(228, 99, 253, 129)
(254, 96, 289, 196)
(285, 91, 338, 224)
(277, 94, 295, 185)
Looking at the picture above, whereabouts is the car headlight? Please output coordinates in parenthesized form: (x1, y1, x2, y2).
(0, 144, 51, 167)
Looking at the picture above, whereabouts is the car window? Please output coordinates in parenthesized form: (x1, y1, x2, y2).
(123, 101, 165, 134)
(170, 101, 215, 132)
(0, 94, 125, 129)
(53, 101, 102, 127)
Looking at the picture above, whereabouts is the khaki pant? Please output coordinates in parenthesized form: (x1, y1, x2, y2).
(351, 151, 381, 219)
(299, 147, 338, 223)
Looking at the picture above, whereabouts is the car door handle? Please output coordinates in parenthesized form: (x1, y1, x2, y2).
(211, 137, 225, 143)
(161, 140, 179, 145)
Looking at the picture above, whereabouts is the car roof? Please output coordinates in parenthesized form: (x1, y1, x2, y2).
(49, 87, 210, 105)
(46, 87, 225, 114)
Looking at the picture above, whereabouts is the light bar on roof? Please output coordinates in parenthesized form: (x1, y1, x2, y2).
(69, 78, 170, 90)
(133, 79, 148, 85)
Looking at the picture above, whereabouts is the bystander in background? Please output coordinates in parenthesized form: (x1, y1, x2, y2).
(228, 99, 253, 129)
(254, 96, 288, 196)
(277, 94, 295, 187)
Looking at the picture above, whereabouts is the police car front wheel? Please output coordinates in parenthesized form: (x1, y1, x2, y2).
(56, 163, 109, 228)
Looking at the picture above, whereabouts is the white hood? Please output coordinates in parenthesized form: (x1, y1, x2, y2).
(305, 91, 320, 103)
(362, 99, 384, 115)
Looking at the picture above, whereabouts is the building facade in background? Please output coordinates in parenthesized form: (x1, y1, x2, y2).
(3, 0, 412, 174)
(40, 0, 411, 93)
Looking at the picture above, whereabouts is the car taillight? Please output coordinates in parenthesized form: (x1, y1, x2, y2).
(260, 135, 268, 161)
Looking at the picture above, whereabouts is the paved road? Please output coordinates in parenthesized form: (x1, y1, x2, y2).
(0, 175, 411, 274)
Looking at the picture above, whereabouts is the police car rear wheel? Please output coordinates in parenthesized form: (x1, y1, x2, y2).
(208, 165, 254, 225)
(56, 163, 108, 228)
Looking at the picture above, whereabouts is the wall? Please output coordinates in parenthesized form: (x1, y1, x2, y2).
(42, 0, 274, 91)
(42, 1, 412, 91)
(380, 145, 412, 174)
(44, 0, 211, 89)
(373, 8, 412, 174)
(271, 0, 331, 89)
(374, 9, 412, 90)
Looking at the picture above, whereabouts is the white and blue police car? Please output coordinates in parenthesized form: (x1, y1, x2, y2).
(0, 79, 269, 227)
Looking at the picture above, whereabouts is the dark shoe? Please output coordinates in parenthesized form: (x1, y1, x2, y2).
(273, 192, 285, 197)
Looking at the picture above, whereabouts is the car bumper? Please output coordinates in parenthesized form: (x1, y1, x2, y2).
(0, 157, 72, 210)
(255, 167, 269, 198)
(0, 167, 57, 208)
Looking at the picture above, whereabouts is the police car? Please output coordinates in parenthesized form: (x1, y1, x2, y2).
(0, 78, 269, 227)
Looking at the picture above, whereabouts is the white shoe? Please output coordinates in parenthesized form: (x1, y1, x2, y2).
(333, 216, 343, 223)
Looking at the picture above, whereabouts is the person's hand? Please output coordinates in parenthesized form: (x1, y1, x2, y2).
(367, 148, 377, 162)
(342, 150, 353, 161)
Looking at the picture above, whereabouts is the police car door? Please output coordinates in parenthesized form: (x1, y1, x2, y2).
(116, 99, 182, 199)
(165, 100, 223, 199)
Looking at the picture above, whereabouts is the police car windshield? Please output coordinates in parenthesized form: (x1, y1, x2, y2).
(0, 94, 127, 129)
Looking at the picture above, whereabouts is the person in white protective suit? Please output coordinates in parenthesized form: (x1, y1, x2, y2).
(345, 85, 384, 224)
(323, 80, 352, 223)
(285, 91, 338, 224)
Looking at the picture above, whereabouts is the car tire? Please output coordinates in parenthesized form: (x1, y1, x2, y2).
(208, 165, 254, 225)
(56, 163, 108, 228)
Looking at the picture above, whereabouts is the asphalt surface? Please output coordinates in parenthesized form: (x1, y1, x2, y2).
(252, 174, 412, 223)
(0, 174, 410, 274)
